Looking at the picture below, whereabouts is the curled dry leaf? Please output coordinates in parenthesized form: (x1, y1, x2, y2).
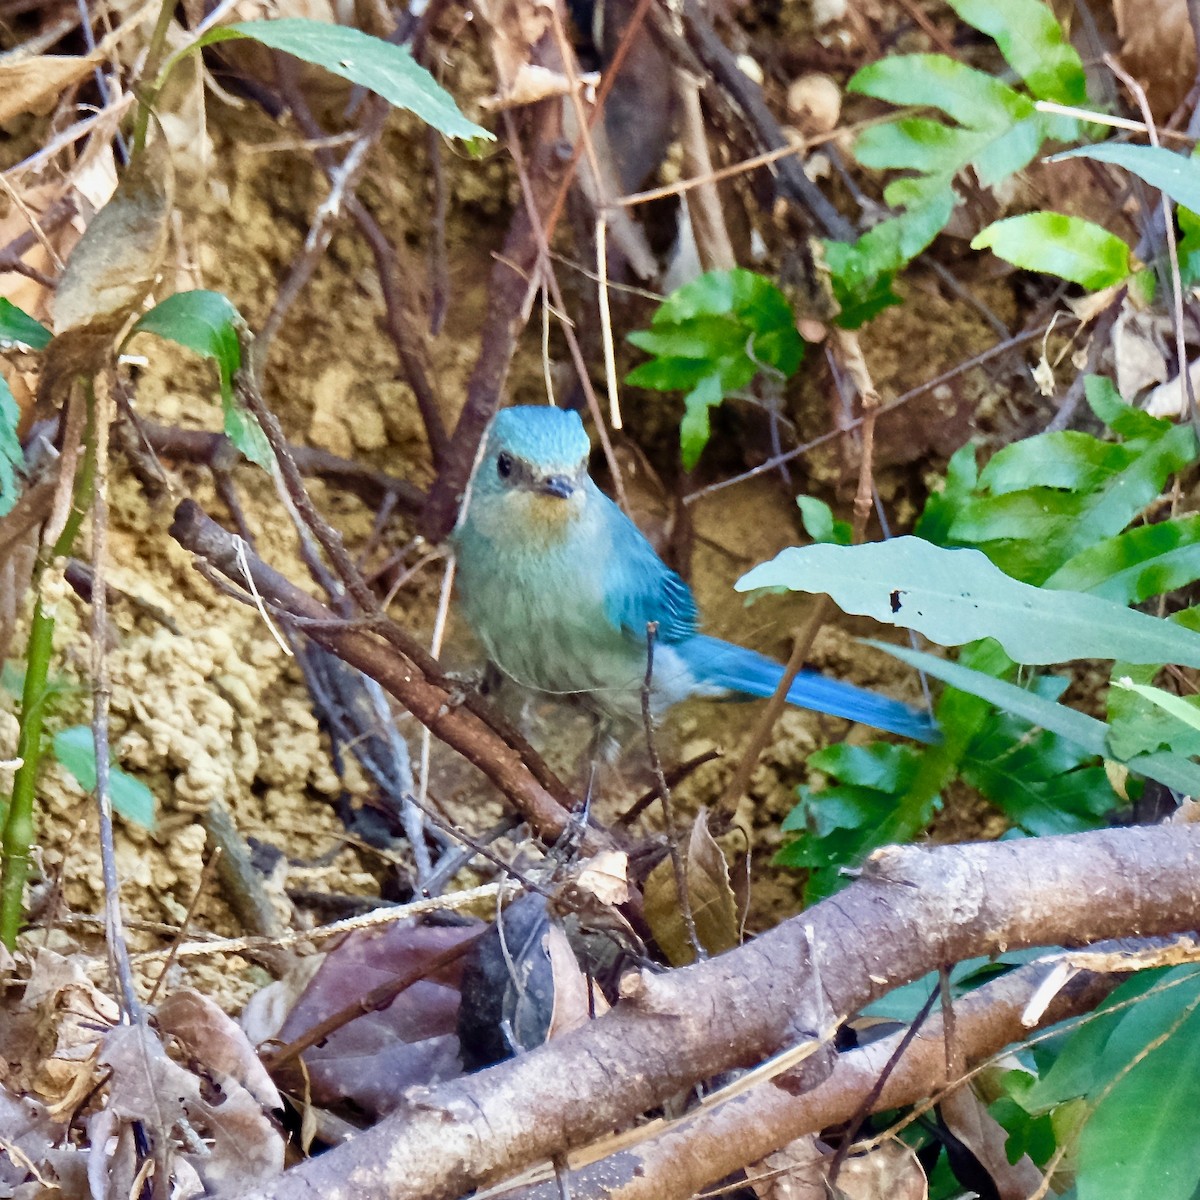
(0, 947, 119, 1114)
(834, 1140, 927, 1200)
(938, 1086, 1043, 1200)
(643, 808, 740, 967)
(0, 52, 105, 125)
(37, 137, 174, 414)
(747, 1133, 828, 1200)
(100, 1021, 284, 1195)
(0, 1085, 61, 1192)
(1113, 0, 1194, 119)
(156, 987, 282, 1110)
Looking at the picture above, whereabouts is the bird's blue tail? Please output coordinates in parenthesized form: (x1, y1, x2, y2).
(677, 635, 939, 743)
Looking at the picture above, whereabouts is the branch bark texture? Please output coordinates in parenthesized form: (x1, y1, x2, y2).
(234, 822, 1200, 1200)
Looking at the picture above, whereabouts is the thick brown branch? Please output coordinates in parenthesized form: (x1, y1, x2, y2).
(499, 948, 1124, 1199)
(236, 822, 1200, 1200)
(168, 500, 592, 847)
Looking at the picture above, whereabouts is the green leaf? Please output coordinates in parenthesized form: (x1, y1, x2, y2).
(737, 536, 1200, 669)
(1076, 991, 1200, 1200)
(1107, 657, 1200, 759)
(867, 642, 1200, 795)
(1113, 678, 1200, 732)
(850, 54, 1032, 129)
(129, 290, 241, 402)
(626, 270, 804, 467)
(1053, 143, 1200, 213)
(680, 374, 724, 470)
(52, 726, 156, 829)
(199, 19, 490, 141)
(0, 375, 23, 519)
(0, 298, 52, 350)
(128, 291, 271, 467)
(823, 192, 956, 327)
(796, 496, 852, 545)
(972, 212, 1132, 288)
(946, 0, 1087, 104)
(1046, 516, 1200, 602)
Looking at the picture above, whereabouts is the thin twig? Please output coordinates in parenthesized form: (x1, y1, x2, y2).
(90, 374, 142, 1018)
(642, 622, 703, 961)
(683, 324, 1054, 505)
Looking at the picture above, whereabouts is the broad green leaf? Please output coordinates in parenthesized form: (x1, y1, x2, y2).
(0, 298, 51, 350)
(938, 404, 1195, 582)
(1031, 967, 1200, 1110)
(129, 290, 241, 402)
(128, 291, 270, 467)
(199, 20, 490, 141)
(979, 431, 1134, 495)
(1084, 373, 1167, 439)
(1053, 143, 1200, 214)
(737, 536, 1200, 669)
(53, 726, 156, 829)
(624, 356, 713, 392)
(962, 679, 1121, 834)
(850, 55, 1032, 129)
(0, 375, 22, 518)
(972, 213, 1132, 288)
(1112, 678, 1200, 732)
(947, 0, 1087, 104)
(1077, 1008, 1200, 1200)
(1046, 516, 1200, 602)
(1107, 658, 1200, 759)
(867, 642, 1200, 794)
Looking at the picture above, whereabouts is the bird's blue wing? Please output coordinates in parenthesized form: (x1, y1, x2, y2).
(599, 501, 698, 644)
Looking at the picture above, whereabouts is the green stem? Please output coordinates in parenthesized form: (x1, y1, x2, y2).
(131, 0, 180, 157)
(0, 598, 56, 948)
(0, 391, 97, 950)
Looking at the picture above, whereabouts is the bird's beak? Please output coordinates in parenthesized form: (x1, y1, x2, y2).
(539, 474, 575, 499)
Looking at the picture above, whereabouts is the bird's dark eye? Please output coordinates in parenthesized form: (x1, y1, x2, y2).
(496, 452, 514, 479)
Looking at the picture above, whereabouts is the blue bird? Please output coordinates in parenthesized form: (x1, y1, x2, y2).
(452, 406, 938, 743)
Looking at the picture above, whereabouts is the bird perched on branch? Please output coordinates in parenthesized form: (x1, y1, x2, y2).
(452, 405, 937, 744)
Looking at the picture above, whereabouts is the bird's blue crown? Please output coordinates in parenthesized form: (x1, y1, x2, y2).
(487, 406, 590, 472)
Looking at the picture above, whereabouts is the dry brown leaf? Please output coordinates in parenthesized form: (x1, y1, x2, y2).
(747, 1134, 828, 1200)
(1113, 0, 1194, 119)
(939, 1087, 1043, 1200)
(100, 1022, 284, 1194)
(834, 1139, 927, 1200)
(643, 808, 740, 967)
(51, 136, 174, 337)
(570, 850, 630, 908)
(0, 53, 104, 125)
(156, 987, 282, 1110)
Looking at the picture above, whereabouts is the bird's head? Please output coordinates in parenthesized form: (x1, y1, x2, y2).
(463, 406, 592, 540)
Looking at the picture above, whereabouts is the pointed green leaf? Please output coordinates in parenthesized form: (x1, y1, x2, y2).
(947, 0, 1087, 104)
(0, 375, 23, 518)
(972, 212, 1132, 288)
(199, 19, 490, 141)
(1053, 143, 1200, 213)
(737, 536, 1200, 669)
(864, 642, 1200, 795)
(128, 291, 270, 468)
(53, 725, 156, 829)
(0, 298, 51, 350)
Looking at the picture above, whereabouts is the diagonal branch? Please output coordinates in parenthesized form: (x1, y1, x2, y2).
(235, 821, 1200, 1200)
